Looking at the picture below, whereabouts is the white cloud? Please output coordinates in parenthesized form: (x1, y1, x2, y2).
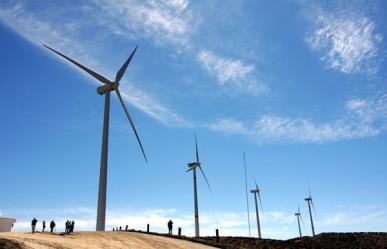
(94, 0, 198, 49)
(208, 93, 387, 143)
(320, 206, 387, 229)
(0, 1, 190, 127)
(305, 9, 383, 74)
(197, 50, 267, 96)
(207, 119, 248, 135)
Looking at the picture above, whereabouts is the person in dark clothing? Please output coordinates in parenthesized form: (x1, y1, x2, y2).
(31, 218, 37, 234)
(70, 220, 75, 233)
(42, 221, 46, 232)
(65, 220, 70, 234)
(50, 220, 56, 233)
(167, 220, 173, 235)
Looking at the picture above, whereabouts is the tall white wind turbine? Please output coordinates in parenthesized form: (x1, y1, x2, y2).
(44, 45, 147, 231)
(304, 187, 316, 236)
(250, 183, 263, 239)
(294, 205, 303, 238)
(187, 134, 211, 238)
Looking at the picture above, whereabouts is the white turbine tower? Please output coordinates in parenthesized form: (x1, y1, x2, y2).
(294, 205, 304, 238)
(250, 184, 263, 239)
(304, 187, 316, 236)
(187, 134, 211, 238)
(44, 45, 147, 231)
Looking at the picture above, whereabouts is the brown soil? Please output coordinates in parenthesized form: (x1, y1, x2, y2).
(1, 231, 386, 249)
(0, 231, 216, 249)
(0, 238, 23, 249)
(196, 232, 387, 249)
(122, 230, 387, 249)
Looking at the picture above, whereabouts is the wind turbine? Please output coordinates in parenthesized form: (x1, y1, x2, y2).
(44, 45, 147, 231)
(304, 187, 316, 236)
(243, 152, 251, 237)
(294, 205, 303, 238)
(250, 183, 263, 239)
(187, 134, 211, 238)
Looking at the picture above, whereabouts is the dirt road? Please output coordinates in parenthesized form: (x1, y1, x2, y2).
(0, 232, 217, 249)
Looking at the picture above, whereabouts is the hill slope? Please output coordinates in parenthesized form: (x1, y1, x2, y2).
(0, 232, 217, 249)
(197, 232, 387, 249)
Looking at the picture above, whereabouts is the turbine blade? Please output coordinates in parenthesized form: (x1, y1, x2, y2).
(43, 44, 111, 85)
(253, 173, 257, 187)
(300, 213, 304, 227)
(298, 204, 301, 214)
(198, 165, 211, 192)
(186, 167, 194, 172)
(258, 191, 263, 214)
(194, 133, 200, 163)
(243, 152, 251, 237)
(308, 185, 312, 198)
(311, 199, 317, 215)
(115, 88, 147, 162)
(115, 46, 138, 83)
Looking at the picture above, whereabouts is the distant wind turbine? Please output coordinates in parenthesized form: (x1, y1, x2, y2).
(187, 133, 211, 238)
(250, 183, 263, 239)
(243, 152, 251, 237)
(304, 187, 316, 236)
(294, 205, 304, 238)
(44, 45, 147, 231)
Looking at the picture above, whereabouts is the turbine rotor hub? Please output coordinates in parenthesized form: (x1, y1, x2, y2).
(188, 162, 200, 168)
(97, 82, 120, 95)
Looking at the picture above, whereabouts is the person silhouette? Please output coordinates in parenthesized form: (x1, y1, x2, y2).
(65, 220, 70, 234)
(167, 220, 173, 235)
(50, 220, 56, 233)
(31, 218, 37, 234)
(70, 220, 75, 233)
(42, 221, 46, 232)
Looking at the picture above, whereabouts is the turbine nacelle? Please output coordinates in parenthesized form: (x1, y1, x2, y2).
(187, 162, 200, 171)
(97, 82, 119, 95)
(305, 197, 312, 201)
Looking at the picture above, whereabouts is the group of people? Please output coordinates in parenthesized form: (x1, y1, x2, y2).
(31, 217, 72, 234)
(65, 220, 75, 234)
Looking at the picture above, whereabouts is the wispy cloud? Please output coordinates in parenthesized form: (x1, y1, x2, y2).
(93, 0, 199, 49)
(208, 93, 387, 143)
(0, 1, 190, 127)
(197, 50, 267, 96)
(207, 118, 249, 135)
(305, 5, 383, 74)
(319, 205, 387, 230)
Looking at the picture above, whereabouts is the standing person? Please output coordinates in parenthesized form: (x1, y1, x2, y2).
(50, 220, 56, 233)
(42, 221, 46, 232)
(167, 220, 173, 235)
(31, 218, 37, 234)
(70, 220, 75, 233)
(65, 220, 69, 234)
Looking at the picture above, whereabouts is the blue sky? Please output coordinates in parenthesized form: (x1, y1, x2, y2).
(0, 0, 387, 239)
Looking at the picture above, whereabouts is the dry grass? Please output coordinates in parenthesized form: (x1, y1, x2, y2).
(0, 231, 217, 249)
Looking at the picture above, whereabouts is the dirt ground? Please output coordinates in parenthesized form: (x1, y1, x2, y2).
(0, 231, 217, 249)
